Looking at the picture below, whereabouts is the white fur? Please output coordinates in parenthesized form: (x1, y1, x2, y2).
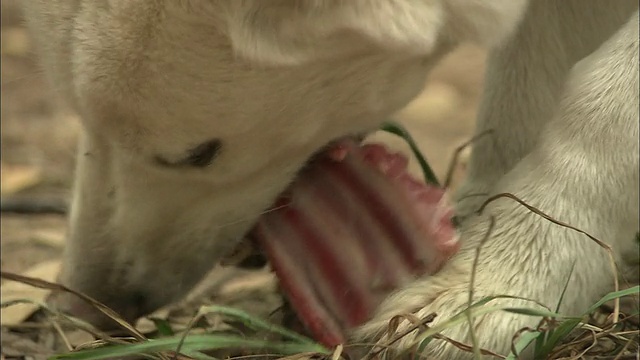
(21, 0, 639, 358)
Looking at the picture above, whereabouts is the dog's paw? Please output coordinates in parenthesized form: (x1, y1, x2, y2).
(351, 193, 618, 359)
(352, 276, 538, 359)
(351, 261, 541, 358)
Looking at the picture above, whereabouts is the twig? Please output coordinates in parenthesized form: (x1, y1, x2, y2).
(48, 315, 74, 351)
(611, 338, 634, 360)
(431, 333, 506, 359)
(363, 312, 437, 360)
(571, 328, 599, 359)
(443, 129, 496, 189)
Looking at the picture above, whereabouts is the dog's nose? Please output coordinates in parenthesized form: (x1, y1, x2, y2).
(48, 290, 150, 330)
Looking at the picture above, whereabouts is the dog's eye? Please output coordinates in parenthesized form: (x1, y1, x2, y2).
(155, 139, 222, 168)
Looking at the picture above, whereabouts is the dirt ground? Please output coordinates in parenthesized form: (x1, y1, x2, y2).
(0, 2, 489, 358)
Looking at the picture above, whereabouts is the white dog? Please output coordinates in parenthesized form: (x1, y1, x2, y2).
(21, 1, 639, 358)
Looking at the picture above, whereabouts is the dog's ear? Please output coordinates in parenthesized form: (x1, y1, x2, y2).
(221, 0, 445, 66)
(221, 0, 528, 67)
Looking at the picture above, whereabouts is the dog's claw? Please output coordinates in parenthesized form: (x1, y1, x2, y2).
(251, 140, 459, 346)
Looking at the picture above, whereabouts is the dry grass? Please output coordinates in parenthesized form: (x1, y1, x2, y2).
(2, 267, 637, 359)
(2, 128, 638, 360)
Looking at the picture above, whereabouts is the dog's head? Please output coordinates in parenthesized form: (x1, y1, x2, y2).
(24, 0, 526, 325)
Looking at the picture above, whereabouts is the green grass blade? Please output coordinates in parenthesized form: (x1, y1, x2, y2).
(538, 262, 575, 355)
(409, 304, 537, 356)
(499, 287, 638, 359)
(148, 317, 175, 336)
(535, 318, 582, 357)
(49, 334, 329, 360)
(416, 336, 434, 354)
(380, 122, 440, 186)
(585, 286, 639, 314)
(501, 307, 569, 319)
(197, 305, 322, 346)
(505, 330, 541, 360)
(452, 294, 550, 319)
(405, 296, 562, 358)
(555, 262, 576, 314)
(178, 350, 220, 360)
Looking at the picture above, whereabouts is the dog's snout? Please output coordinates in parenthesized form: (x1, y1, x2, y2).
(110, 291, 151, 324)
(121, 290, 158, 322)
(48, 288, 154, 330)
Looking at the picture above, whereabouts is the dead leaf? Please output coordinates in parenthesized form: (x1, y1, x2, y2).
(1, 260, 61, 325)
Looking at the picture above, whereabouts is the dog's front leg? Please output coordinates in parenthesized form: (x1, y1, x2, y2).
(354, 10, 639, 359)
(455, 0, 637, 218)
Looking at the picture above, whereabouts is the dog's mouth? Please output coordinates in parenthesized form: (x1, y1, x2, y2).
(225, 136, 459, 347)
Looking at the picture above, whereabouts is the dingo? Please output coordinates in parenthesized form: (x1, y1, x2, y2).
(22, 1, 639, 358)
